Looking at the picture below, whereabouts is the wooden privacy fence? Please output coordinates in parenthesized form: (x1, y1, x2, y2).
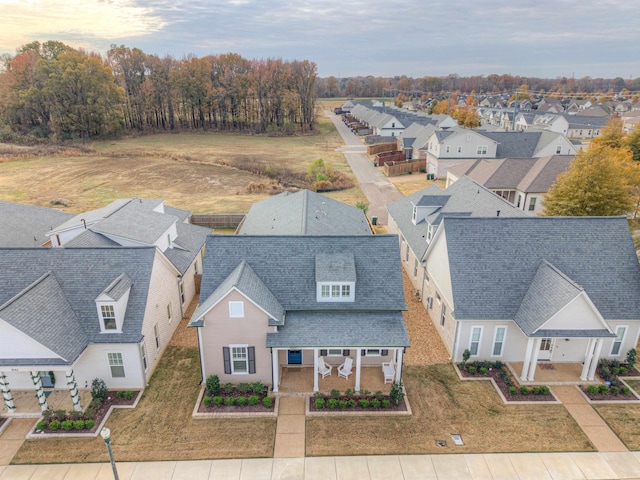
(375, 151, 405, 166)
(367, 142, 398, 155)
(190, 214, 245, 229)
(383, 159, 426, 177)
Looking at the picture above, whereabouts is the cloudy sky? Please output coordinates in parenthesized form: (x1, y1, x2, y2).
(1, 0, 639, 79)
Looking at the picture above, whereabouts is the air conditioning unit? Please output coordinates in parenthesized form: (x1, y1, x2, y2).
(426, 296, 433, 309)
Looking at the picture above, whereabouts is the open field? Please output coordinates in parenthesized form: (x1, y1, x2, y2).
(0, 114, 366, 214)
(306, 364, 593, 456)
(11, 347, 276, 464)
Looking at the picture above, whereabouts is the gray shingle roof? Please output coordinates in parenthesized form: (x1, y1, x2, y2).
(266, 311, 409, 347)
(481, 131, 545, 158)
(64, 230, 121, 248)
(0, 201, 73, 247)
(163, 222, 210, 274)
(238, 190, 371, 235)
(0, 247, 156, 367)
(102, 273, 133, 301)
(315, 253, 356, 282)
(386, 177, 526, 261)
(517, 155, 573, 193)
(442, 217, 640, 321)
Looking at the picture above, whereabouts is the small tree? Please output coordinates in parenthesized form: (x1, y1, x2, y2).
(355, 201, 368, 216)
(390, 381, 405, 406)
(91, 378, 108, 404)
(462, 349, 471, 364)
(627, 348, 637, 371)
(206, 374, 220, 396)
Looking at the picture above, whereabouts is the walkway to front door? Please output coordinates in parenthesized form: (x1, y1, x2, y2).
(273, 396, 305, 458)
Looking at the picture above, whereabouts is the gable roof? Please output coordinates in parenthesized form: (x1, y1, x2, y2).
(91, 200, 176, 244)
(0, 201, 73, 247)
(0, 247, 156, 366)
(441, 217, 640, 321)
(387, 176, 526, 261)
(238, 190, 371, 235)
(162, 222, 211, 274)
(516, 155, 573, 193)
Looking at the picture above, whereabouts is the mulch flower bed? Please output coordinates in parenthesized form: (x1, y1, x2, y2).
(308, 394, 407, 412)
(458, 362, 556, 402)
(199, 379, 275, 413)
(35, 390, 139, 434)
(581, 385, 637, 401)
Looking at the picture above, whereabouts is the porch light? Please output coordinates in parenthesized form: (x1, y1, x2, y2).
(101, 428, 120, 480)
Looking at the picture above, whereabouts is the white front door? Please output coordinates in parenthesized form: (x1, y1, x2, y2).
(539, 338, 554, 361)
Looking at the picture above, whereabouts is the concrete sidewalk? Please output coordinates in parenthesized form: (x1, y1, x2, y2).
(3, 452, 640, 479)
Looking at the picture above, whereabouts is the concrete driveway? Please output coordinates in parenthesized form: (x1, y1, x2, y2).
(326, 111, 403, 225)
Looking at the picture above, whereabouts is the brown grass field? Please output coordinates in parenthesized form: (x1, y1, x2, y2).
(0, 112, 366, 214)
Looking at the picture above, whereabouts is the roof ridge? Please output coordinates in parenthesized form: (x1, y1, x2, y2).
(0, 271, 53, 311)
(539, 259, 583, 291)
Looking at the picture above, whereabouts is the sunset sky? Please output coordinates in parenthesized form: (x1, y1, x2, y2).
(1, 0, 639, 79)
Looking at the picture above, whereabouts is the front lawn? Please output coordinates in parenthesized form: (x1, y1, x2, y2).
(306, 364, 593, 456)
(12, 347, 276, 464)
(592, 379, 640, 450)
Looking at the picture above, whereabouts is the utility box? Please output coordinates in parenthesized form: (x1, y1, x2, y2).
(371, 216, 378, 226)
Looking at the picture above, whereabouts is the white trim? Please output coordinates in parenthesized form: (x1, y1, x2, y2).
(197, 328, 206, 382)
(228, 301, 244, 318)
(229, 344, 249, 374)
(491, 326, 507, 357)
(195, 287, 279, 322)
(469, 326, 483, 356)
(107, 351, 125, 378)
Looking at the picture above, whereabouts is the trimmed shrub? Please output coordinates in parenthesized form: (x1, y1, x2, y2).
(344, 389, 355, 399)
(509, 386, 517, 396)
(213, 396, 224, 406)
(532, 387, 541, 395)
(330, 389, 340, 399)
(237, 383, 252, 394)
(61, 420, 73, 431)
(251, 382, 265, 395)
(73, 420, 85, 430)
(347, 399, 357, 408)
(468, 366, 477, 374)
(598, 384, 609, 395)
(85, 419, 95, 429)
(479, 367, 488, 375)
(382, 399, 391, 408)
(622, 386, 630, 395)
(327, 399, 339, 409)
(338, 400, 347, 409)
(49, 421, 60, 431)
(224, 397, 236, 406)
(315, 398, 326, 409)
(116, 391, 124, 399)
(248, 396, 260, 406)
(359, 399, 370, 408)
(587, 385, 598, 395)
(36, 420, 48, 431)
(610, 386, 620, 395)
(371, 399, 381, 408)
(203, 396, 212, 407)
(374, 391, 384, 401)
(619, 367, 628, 376)
(206, 375, 221, 396)
(263, 397, 273, 408)
(539, 386, 550, 395)
(236, 396, 247, 407)
(520, 386, 529, 395)
(223, 383, 235, 395)
(360, 389, 371, 397)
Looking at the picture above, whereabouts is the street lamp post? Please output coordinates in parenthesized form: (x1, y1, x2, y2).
(100, 427, 120, 480)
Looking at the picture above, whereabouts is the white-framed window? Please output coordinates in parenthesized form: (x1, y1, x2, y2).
(318, 283, 354, 301)
(101, 305, 116, 330)
(321, 285, 330, 298)
(492, 326, 507, 356)
(406, 243, 410, 262)
(229, 301, 244, 317)
(332, 285, 340, 297)
(108, 352, 125, 378)
(476, 145, 488, 155)
(528, 197, 537, 211)
(328, 349, 343, 356)
(611, 326, 627, 355)
(179, 281, 185, 304)
(414, 258, 418, 277)
(231, 345, 249, 373)
(341, 285, 351, 297)
(154, 323, 160, 349)
(167, 303, 172, 322)
(469, 326, 483, 356)
(440, 304, 446, 326)
(427, 223, 434, 242)
(140, 343, 148, 371)
(555, 145, 562, 154)
(365, 349, 381, 356)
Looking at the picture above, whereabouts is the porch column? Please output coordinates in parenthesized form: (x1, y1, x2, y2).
(527, 338, 542, 381)
(521, 338, 535, 381)
(30, 371, 49, 412)
(271, 349, 279, 393)
(581, 338, 596, 381)
(587, 338, 604, 381)
(65, 369, 82, 412)
(313, 349, 319, 392)
(0, 372, 16, 413)
(395, 348, 404, 382)
(355, 348, 362, 392)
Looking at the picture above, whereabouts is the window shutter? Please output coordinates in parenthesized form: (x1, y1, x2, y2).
(223, 347, 231, 374)
(381, 349, 389, 357)
(248, 346, 256, 374)
(343, 349, 350, 356)
(320, 349, 327, 356)
(361, 349, 366, 357)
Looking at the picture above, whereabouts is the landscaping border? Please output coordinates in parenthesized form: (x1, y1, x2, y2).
(453, 363, 561, 405)
(577, 379, 640, 404)
(305, 385, 412, 416)
(25, 389, 143, 439)
(191, 384, 278, 419)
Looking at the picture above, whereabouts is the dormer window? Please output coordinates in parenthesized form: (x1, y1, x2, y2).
(318, 282, 354, 301)
(101, 305, 116, 330)
(315, 252, 356, 303)
(427, 223, 434, 243)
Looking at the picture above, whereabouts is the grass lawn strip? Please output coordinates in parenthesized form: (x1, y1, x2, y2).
(305, 364, 592, 456)
(11, 346, 275, 464)
(593, 379, 640, 450)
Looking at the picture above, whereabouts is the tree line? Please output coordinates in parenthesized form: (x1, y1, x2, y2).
(0, 41, 318, 140)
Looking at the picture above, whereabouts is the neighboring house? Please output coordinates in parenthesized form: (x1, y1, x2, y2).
(47, 198, 210, 317)
(0, 247, 184, 413)
(421, 216, 640, 382)
(0, 201, 73, 247)
(532, 113, 606, 139)
(189, 235, 409, 392)
(446, 155, 574, 215)
(236, 190, 371, 235)
(386, 176, 527, 299)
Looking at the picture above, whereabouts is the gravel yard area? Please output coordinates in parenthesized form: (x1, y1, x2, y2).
(401, 270, 450, 366)
(169, 295, 200, 348)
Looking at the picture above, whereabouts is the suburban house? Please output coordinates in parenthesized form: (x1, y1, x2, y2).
(188, 235, 409, 392)
(46, 198, 210, 317)
(236, 189, 372, 235)
(424, 127, 575, 178)
(420, 216, 640, 382)
(0, 246, 186, 414)
(0, 201, 73, 247)
(446, 155, 575, 215)
(386, 176, 527, 299)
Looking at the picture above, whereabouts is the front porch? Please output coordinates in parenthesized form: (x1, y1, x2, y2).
(278, 366, 391, 394)
(0, 389, 92, 418)
(507, 362, 601, 385)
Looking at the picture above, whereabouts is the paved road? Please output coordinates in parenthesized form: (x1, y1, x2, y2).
(326, 111, 403, 225)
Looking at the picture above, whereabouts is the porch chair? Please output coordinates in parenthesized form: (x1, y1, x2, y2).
(318, 356, 333, 379)
(382, 361, 395, 384)
(338, 357, 353, 379)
